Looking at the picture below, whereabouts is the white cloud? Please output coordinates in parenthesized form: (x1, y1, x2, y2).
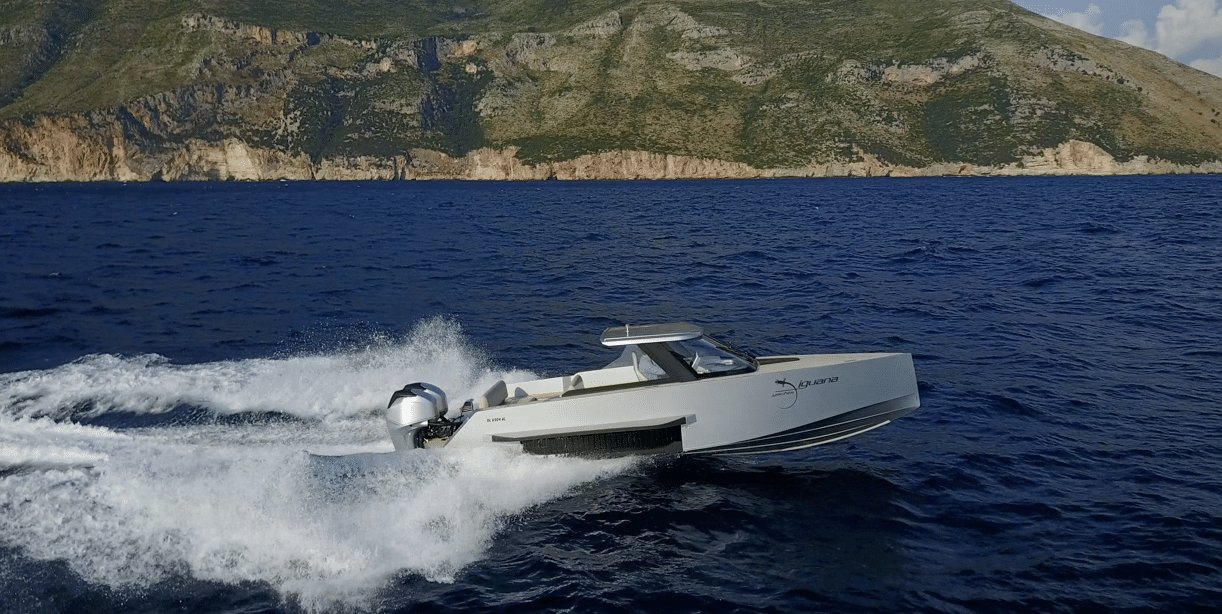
(1153, 0, 1222, 59)
(1046, 3, 1106, 35)
(1190, 53, 1222, 76)
(1118, 19, 1152, 49)
(1018, 1, 1222, 77)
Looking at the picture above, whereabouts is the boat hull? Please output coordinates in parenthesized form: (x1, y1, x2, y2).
(447, 352, 919, 456)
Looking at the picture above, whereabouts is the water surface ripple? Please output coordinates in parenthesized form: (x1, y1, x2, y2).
(1, 177, 1220, 613)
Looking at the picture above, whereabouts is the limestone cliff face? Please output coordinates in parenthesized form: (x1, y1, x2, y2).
(3, 110, 1215, 181)
(2, 0, 1221, 182)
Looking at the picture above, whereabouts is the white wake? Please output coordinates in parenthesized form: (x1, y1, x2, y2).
(0, 317, 633, 611)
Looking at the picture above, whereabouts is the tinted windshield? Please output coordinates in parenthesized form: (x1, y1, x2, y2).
(667, 335, 757, 376)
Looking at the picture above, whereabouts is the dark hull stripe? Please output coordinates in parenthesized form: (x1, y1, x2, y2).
(491, 416, 689, 443)
(685, 396, 919, 456)
(519, 426, 684, 457)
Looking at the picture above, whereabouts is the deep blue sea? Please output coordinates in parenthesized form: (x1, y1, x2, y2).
(2, 177, 1221, 613)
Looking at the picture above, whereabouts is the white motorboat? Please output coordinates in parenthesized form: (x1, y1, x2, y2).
(386, 323, 920, 456)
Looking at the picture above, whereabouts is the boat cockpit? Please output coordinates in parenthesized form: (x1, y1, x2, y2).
(472, 323, 758, 410)
(600, 322, 758, 382)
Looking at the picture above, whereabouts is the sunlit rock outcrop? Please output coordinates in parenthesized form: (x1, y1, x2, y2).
(2, 0, 1220, 181)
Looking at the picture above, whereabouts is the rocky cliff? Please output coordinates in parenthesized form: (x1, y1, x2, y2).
(2, 0, 1221, 181)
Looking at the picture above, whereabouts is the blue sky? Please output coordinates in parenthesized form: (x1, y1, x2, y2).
(1010, 0, 1222, 77)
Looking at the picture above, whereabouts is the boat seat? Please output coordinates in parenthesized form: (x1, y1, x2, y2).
(477, 380, 508, 409)
(566, 366, 644, 390)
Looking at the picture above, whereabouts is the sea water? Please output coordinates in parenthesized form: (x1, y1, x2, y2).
(1, 178, 1220, 612)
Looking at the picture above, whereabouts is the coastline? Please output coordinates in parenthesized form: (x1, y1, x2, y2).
(3, 137, 1219, 182)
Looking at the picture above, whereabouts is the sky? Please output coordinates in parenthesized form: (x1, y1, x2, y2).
(1010, 0, 1222, 77)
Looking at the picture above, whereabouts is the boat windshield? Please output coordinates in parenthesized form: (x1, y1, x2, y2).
(604, 335, 756, 380)
(667, 335, 757, 376)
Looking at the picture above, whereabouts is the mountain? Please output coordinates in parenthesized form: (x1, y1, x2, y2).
(2, 0, 1221, 181)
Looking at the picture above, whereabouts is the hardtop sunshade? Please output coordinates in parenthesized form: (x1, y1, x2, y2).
(600, 322, 703, 347)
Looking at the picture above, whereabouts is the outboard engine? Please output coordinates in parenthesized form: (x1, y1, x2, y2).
(386, 383, 448, 451)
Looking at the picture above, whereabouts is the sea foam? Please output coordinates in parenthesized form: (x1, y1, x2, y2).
(0, 428, 631, 611)
(0, 317, 531, 421)
(0, 317, 627, 611)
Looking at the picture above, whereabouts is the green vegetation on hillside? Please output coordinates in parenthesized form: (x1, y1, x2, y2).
(1, 0, 1220, 169)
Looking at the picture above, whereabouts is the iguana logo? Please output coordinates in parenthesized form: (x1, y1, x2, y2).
(772, 377, 839, 409)
(772, 379, 798, 409)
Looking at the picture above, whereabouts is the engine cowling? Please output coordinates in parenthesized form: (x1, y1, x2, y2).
(386, 382, 448, 451)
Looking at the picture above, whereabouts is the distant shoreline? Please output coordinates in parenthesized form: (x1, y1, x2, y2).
(3, 140, 1220, 183)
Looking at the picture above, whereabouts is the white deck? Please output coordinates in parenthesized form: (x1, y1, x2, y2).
(479, 365, 649, 409)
